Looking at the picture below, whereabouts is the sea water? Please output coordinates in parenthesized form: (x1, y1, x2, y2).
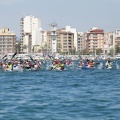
(0, 62, 120, 120)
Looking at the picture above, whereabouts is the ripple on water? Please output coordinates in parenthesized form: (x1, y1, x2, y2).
(0, 69, 120, 120)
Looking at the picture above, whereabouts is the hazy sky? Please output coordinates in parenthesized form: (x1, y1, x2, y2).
(0, 0, 120, 37)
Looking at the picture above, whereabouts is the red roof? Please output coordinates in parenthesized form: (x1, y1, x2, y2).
(90, 29, 104, 33)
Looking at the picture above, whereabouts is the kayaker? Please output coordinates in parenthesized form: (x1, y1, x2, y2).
(105, 59, 111, 68)
(79, 60, 84, 68)
(89, 60, 94, 68)
(6, 61, 13, 70)
(59, 62, 65, 70)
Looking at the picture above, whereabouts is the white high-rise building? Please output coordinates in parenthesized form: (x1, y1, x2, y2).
(20, 15, 42, 53)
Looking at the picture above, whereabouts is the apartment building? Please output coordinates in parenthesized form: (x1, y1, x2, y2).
(104, 32, 113, 54)
(77, 32, 84, 53)
(113, 29, 120, 45)
(20, 17, 24, 52)
(85, 27, 104, 53)
(44, 28, 75, 54)
(112, 29, 120, 55)
(20, 15, 42, 53)
(56, 30, 74, 54)
(0, 28, 16, 55)
(65, 26, 77, 51)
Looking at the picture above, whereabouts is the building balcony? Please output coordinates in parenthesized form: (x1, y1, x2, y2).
(68, 46, 72, 48)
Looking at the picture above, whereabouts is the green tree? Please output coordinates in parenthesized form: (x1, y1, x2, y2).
(22, 44, 27, 53)
(96, 48, 103, 55)
(43, 43, 48, 55)
(108, 48, 114, 56)
(115, 45, 120, 54)
(81, 48, 89, 55)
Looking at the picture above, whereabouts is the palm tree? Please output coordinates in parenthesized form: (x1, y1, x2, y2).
(115, 44, 120, 54)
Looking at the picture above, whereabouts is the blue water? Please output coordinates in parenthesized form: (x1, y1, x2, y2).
(0, 64, 120, 119)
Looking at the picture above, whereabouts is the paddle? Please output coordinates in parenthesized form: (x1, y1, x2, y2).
(27, 55, 42, 70)
(15, 57, 18, 60)
(94, 62, 100, 64)
(4, 58, 8, 61)
(28, 55, 35, 63)
(11, 52, 17, 60)
(52, 64, 58, 70)
(48, 55, 55, 61)
(48, 55, 64, 63)
(2, 54, 7, 60)
(102, 66, 107, 69)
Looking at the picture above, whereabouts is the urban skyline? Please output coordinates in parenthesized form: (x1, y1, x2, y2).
(0, 0, 120, 37)
(0, 21, 120, 57)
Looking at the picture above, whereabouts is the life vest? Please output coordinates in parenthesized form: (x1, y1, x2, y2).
(108, 63, 111, 67)
(59, 64, 64, 70)
(7, 64, 12, 69)
(55, 59, 59, 64)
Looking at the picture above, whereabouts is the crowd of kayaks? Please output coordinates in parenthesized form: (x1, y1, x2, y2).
(0, 53, 117, 72)
(0, 53, 42, 72)
(78, 59, 114, 70)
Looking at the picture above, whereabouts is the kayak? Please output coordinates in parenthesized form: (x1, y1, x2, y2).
(4, 66, 23, 72)
(105, 66, 112, 70)
(4, 68, 12, 72)
(82, 65, 91, 69)
(13, 66, 23, 71)
(51, 65, 64, 71)
(24, 67, 39, 71)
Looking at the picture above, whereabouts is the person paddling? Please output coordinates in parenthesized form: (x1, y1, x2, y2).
(89, 60, 94, 68)
(105, 59, 112, 68)
(6, 61, 13, 70)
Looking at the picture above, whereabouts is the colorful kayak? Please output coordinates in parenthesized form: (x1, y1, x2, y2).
(81, 65, 95, 69)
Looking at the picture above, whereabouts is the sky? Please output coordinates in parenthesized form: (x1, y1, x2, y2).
(0, 0, 120, 38)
